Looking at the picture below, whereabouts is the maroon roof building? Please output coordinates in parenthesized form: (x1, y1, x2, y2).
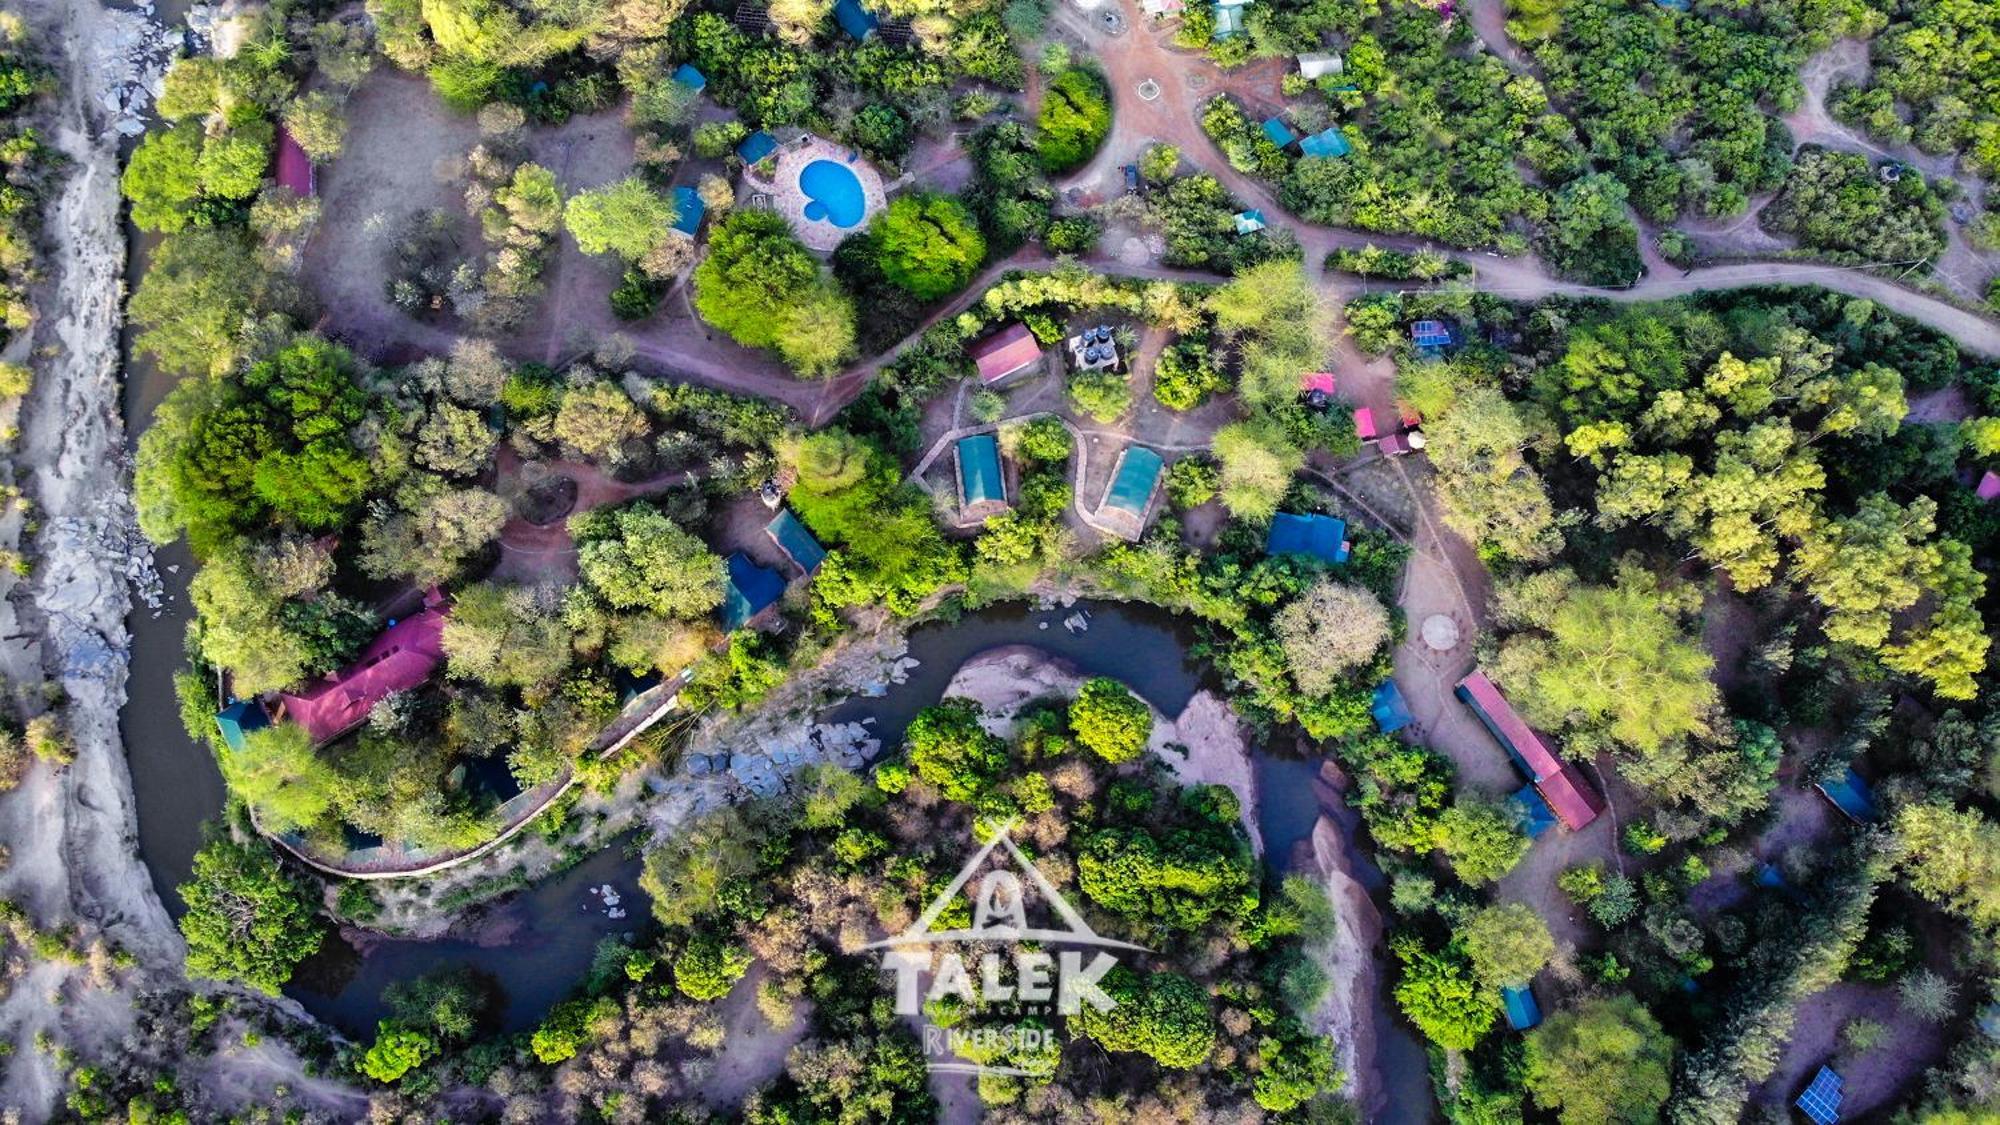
(1455, 671, 1604, 830)
(968, 323, 1043, 384)
(274, 126, 316, 197)
(277, 590, 449, 744)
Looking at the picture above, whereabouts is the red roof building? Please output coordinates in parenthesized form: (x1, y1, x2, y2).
(1353, 406, 1377, 440)
(1455, 671, 1604, 830)
(969, 323, 1043, 384)
(278, 592, 449, 744)
(1978, 470, 2000, 501)
(274, 126, 316, 196)
(1301, 371, 1337, 396)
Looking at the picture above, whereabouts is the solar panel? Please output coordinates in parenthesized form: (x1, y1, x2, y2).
(1795, 1066, 1843, 1125)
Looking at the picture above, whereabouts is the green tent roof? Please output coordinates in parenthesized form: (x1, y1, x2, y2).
(957, 434, 1005, 507)
(1104, 446, 1164, 514)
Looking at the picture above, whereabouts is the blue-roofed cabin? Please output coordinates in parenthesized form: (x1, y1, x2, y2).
(765, 508, 826, 576)
(1372, 680, 1412, 733)
(1796, 1065, 1844, 1125)
(1097, 445, 1164, 540)
(1654, 0, 1692, 9)
(671, 185, 705, 237)
(1816, 767, 1879, 823)
(737, 130, 779, 164)
(833, 0, 881, 39)
(672, 64, 707, 91)
(1266, 512, 1351, 565)
(1756, 862, 1785, 888)
(1260, 118, 1298, 148)
(214, 699, 269, 753)
(1213, 0, 1250, 37)
(1501, 985, 1541, 1031)
(1512, 785, 1557, 838)
(1299, 126, 1351, 158)
(956, 433, 1010, 523)
(1234, 209, 1267, 234)
(722, 552, 785, 631)
(1411, 319, 1455, 354)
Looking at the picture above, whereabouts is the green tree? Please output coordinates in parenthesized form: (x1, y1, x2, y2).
(1392, 938, 1495, 1050)
(1434, 798, 1529, 885)
(1078, 823, 1256, 931)
(1211, 419, 1302, 522)
(903, 698, 1009, 803)
(130, 229, 288, 379)
(1523, 994, 1673, 1124)
(1494, 566, 1717, 755)
(177, 834, 324, 996)
(576, 503, 726, 619)
(1273, 579, 1390, 696)
(675, 930, 753, 1001)
(1035, 67, 1111, 173)
(1072, 968, 1217, 1068)
(359, 1024, 433, 1083)
(871, 193, 987, 300)
(223, 724, 339, 834)
(694, 210, 856, 376)
(1069, 677, 1152, 764)
(564, 176, 676, 260)
(1461, 902, 1556, 990)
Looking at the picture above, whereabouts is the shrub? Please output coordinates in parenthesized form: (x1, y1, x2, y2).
(1067, 368, 1130, 422)
(1014, 416, 1072, 462)
(675, 930, 753, 1001)
(1045, 215, 1101, 254)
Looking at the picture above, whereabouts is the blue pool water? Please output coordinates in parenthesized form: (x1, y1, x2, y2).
(799, 159, 866, 227)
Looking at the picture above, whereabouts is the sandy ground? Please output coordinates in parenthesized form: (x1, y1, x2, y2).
(0, 0, 180, 1115)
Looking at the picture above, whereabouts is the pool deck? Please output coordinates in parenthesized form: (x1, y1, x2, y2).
(744, 134, 887, 252)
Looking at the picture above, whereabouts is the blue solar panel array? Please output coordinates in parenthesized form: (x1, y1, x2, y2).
(1796, 1066, 1843, 1125)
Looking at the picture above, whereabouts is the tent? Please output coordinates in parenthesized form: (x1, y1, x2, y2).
(1299, 126, 1352, 158)
(1816, 767, 1879, 823)
(956, 433, 1009, 520)
(671, 185, 705, 236)
(765, 508, 827, 575)
(1261, 118, 1299, 147)
(1097, 445, 1165, 540)
(1234, 210, 1267, 234)
(1371, 680, 1412, 732)
(737, 130, 779, 164)
(833, 0, 880, 40)
(1501, 985, 1541, 1030)
(214, 700, 269, 753)
(722, 552, 785, 631)
(1266, 512, 1351, 565)
(672, 64, 707, 91)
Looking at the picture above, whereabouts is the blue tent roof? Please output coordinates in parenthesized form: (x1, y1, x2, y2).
(671, 185, 705, 236)
(672, 63, 707, 91)
(766, 508, 826, 575)
(737, 130, 778, 164)
(722, 552, 785, 631)
(1512, 784, 1556, 838)
(1502, 985, 1541, 1030)
(1266, 512, 1351, 565)
(957, 434, 1006, 509)
(1816, 767, 1879, 823)
(1411, 319, 1454, 349)
(833, 0, 880, 39)
(1261, 118, 1298, 147)
(1213, 0, 1246, 36)
(1372, 680, 1412, 733)
(1797, 1066, 1843, 1125)
(214, 700, 268, 753)
(1235, 209, 1267, 234)
(1104, 446, 1164, 515)
(1299, 126, 1352, 158)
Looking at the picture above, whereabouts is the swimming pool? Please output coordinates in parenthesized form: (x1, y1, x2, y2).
(799, 159, 867, 228)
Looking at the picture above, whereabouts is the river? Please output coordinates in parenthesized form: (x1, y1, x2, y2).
(116, 423, 1435, 1109)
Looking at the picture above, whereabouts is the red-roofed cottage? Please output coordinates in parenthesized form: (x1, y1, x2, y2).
(1978, 470, 2000, 501)
(969, 323, 1043, 384)
(1455, 671, 1604, 830)
(277, 591, 449, 744)
(274, 126, 316, 196)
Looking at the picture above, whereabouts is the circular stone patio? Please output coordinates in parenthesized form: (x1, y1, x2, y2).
(749, 135, 887, 252)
